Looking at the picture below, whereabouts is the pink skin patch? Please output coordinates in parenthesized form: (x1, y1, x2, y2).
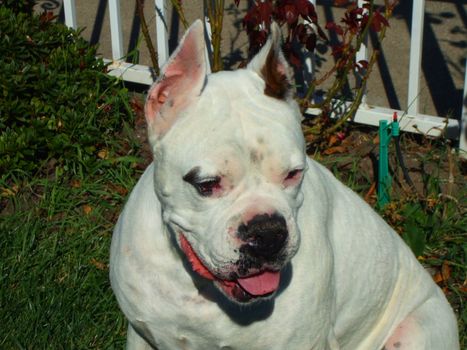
(242, 207, 275, 226)
(178, 233, 281, 301)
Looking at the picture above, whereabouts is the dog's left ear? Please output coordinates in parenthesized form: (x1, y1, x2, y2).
(247, 23, 293, 100)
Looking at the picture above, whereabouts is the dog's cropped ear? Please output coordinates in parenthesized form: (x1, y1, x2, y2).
(247, 23, 293, 100)
(145, 20, 206, 139)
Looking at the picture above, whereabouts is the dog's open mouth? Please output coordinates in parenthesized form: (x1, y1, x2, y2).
(179, 234, 280, 302)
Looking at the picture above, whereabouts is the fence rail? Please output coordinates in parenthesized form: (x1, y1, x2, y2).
(62, 0, 466, 154)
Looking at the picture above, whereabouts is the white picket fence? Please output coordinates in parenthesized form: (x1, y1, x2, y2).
(62, 0, 466, 154)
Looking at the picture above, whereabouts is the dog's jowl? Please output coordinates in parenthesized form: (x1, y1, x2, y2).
(110, 20, 459, 350)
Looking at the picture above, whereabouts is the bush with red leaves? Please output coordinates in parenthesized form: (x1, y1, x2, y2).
(233, 0, 396, 146)
(239, 0, 324, 67)
(236, 0, 390, 71)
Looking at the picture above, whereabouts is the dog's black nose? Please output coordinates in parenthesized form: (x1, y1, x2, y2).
(238, 213, 288, 259)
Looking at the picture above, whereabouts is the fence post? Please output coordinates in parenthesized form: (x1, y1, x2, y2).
(155, 0, 169, 67)
(108, 0, 124, 60)
(203, 9, 213, 74)
(63, 0, 77, 30)
(407, 0, 425, 116)
(303, 0, 316, 89)
(356, 0, 368, 106)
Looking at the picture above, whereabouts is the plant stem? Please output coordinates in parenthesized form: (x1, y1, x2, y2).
(320, 9, 394, 137)
(170, 0, 189, 29)
(206, 0, 225, 72)
(300, 0, 376, 109)
(136, 0, 160, 76)
(302, 0, 399, 139)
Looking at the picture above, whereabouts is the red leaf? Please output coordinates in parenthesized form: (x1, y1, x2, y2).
(371, 10, 389, 32)
(296, 0, 317, 22)
(358, 60, 368, 69)
(331, 43, 345, 59)
(334, 0, 349, 6)
(39, 11, 57, 24)
(257, 1, 273, 24)
(289, 51, 302, 68)
(342, 7, 365, 34)
(234, 0, 240, 6)
(326, 21, 344, 35)
(283, 4, 299, 25)
(355, 59, 368, 74)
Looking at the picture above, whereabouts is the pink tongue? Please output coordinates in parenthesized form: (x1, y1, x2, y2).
(237, 271, 280, 296)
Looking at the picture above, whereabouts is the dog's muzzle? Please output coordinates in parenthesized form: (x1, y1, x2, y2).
(178, 213, 290, 304)
(237, 213, 288, 261)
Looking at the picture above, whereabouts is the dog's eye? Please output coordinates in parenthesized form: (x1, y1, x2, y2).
(285, 169, 301, 180)
(284, 169, 303, 186)
(193, 178, 221, 197)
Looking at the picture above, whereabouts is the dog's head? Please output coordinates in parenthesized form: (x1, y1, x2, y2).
(145, 20, 307, 304)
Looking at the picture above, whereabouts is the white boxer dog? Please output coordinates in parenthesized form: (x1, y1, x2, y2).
(110, 20, 459, 350)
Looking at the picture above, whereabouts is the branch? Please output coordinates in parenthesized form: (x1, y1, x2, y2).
(170, 0, 189, 29)
(322, 0, 399, 136)
(136, 0, 160, 76)
(206, 0, 225, 72)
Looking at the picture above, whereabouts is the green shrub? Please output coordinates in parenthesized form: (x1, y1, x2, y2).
(0, 7, 133, 179)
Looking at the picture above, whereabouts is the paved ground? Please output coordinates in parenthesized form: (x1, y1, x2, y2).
(34, 0, 466, 120)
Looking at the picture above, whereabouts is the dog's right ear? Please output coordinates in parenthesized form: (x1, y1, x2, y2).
(145, 20, 206, 140)
(247, 22, 293, 100)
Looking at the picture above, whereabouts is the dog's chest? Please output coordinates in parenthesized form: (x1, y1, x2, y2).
(135, 278, 321, 350)
(146, 307, 316, 350)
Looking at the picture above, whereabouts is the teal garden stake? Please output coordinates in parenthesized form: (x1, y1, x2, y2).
(378, 112, 400, 208)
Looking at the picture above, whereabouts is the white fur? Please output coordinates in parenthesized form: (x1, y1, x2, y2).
(110, 21, 459, 350)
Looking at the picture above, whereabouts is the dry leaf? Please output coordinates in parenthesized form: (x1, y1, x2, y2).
(373, 134, 380, 145)
(83, 204, 92, 215)
(1, 184, 18, 197)
(441, 261, 451, 281)
(426, 197, 438, 210)
(433, 261, 451, 284)
(328, 134, 339, 147)
(97, 149, 109, 159)
(459, 281, 467, 293)
(433, 271, 443, 284)
(305, 134, 318, 144)
(110, 184, 128, 196)
(90, 258, 108, 271)
(71, 179, 81, 188)
(364, 182, 377, 203)
(323, 146, 346, 155)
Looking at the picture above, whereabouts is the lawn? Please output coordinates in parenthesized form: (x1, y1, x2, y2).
(0, 4, 465, 348)
(1, 173, 131, 348)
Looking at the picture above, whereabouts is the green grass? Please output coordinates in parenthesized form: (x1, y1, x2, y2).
(0, 8, 145, 345)
(0, 165, 140, 348)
